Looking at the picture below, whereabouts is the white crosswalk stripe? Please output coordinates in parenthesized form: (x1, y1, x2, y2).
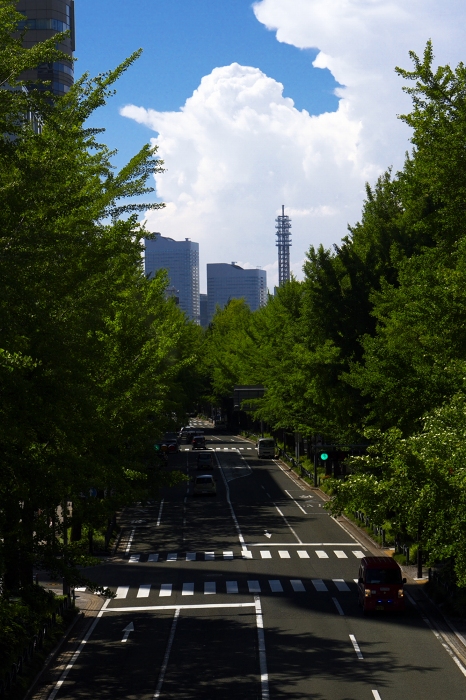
(269, 580, 283, 593)
(204, 582, 216, 594)
(159, 584, 172, 597)
(248, 580, 261, 593)
(167, 553, 177, 562)
(223, 551, 234, 560)
(205, 552, 215, 561)
(129, 554, 140, 562)
(290, 579, 306, 592)
(186, 552, 196, 561)
(333, 579, 350, 592)
(334, 551, 348, 559)
(226, 581, 238, 594)
(279, 550, 290, 558)
(182, 583, 194, 596)
(316, 550, 329, 559)
(352, 551, 365, 558)
(260, 550, 272, 559)
(137, 584, 151, 598)
(148, 553, 159, 562)
(312, 579, 328, 592)
(297, 550, 310, 559)
(115, 586, 129, 599)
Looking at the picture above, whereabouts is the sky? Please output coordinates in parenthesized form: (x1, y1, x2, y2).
(76, 0, 466, 291)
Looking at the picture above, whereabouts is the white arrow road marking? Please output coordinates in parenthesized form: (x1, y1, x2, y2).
(121, 622, 134, 643)
(264, 531, 272, 539)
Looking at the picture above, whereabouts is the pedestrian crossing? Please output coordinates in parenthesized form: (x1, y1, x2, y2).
(112, 577, 358, 599)
(128, 548, 365, 563)
(184, 447, 253, 452)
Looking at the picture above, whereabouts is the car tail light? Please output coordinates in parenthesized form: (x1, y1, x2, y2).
(398, 589, 404, 598)
(364, 589, 371, 598)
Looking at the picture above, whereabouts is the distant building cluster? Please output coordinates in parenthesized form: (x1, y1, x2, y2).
(144, 234, 267, 327)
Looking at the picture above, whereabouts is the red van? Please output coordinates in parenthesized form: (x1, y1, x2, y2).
(357, 556, 406, 613)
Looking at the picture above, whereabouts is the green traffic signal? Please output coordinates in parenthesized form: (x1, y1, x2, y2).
(154, 443, 161, 452)
(320, 452, 329, 461)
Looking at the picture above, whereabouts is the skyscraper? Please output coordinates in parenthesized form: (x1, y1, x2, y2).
(144, 234, 200, 324)
(207, 263, 267, 322)
(16, 1, 75, 96)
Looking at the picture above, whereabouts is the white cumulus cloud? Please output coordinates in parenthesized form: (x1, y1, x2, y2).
(121, 1, 466, 291)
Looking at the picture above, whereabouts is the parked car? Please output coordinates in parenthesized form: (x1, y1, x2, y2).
(256, 438, 275, 458)
(196, 451, 215, 470)
(192, 435, 206, 450)
(193, 474, 217, 496)
(357, 556, 406, 613)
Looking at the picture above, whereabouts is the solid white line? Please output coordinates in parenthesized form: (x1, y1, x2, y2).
(153, 608, 180, 698)
(273, 460, 305, 490)
(156, 499, 164, 527)
(274, 503, 302, 543)
(285, 489, 306, 513)
(255, 597, 270, 700)
(125, 528, 135, 554)
(247, 542, 357, 546)
(332, 597, 345, 615)
(47, 599, 110, 700)
(215, 452, 246, 546)
(372, 692, 382, 700)
(349, 634, 363, 659)
(105, 602, 256, 612)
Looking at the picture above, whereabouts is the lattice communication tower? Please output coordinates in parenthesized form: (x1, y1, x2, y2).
(275, 205, 292, 287)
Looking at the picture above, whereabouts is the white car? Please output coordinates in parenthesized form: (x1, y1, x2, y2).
(193, 474, 217, 496)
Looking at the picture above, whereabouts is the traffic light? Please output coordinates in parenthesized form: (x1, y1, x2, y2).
(319, 452, 329, 461)
(154, 443, 161, 452)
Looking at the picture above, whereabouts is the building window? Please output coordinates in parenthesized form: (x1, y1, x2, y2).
(18, 18, 70, 32)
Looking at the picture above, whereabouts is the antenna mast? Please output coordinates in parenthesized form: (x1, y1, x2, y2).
(275, 205, 292, 287)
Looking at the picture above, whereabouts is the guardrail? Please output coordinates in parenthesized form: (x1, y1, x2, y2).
(0, 593, 73, 698)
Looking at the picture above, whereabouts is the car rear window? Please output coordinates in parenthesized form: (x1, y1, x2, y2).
(365, 568, 402, 584)
(196, 476, 213, 484)
(260, 440, 275, 447)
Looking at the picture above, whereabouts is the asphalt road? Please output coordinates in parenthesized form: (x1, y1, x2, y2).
(49, 422, 466, 699)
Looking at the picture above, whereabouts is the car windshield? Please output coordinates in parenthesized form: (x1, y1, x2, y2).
(196, 477, 213, 484)
(365, 568, 402, 584)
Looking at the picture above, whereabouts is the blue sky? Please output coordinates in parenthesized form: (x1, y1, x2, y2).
(76, 0, 340, 170)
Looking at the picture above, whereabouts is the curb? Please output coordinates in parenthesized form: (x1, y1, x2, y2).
(23, 611, 83, 700)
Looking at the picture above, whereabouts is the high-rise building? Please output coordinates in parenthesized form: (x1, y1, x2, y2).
(144, 234, 200, 324)
(199, 293, 208, 329)
(207, 263, 267, 322)
(16, 1, 75, 97)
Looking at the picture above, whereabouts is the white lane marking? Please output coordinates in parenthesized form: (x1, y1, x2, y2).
(333, 579, 350, 592)
(184, 448, 189, 451)
(332, 597, 345, 615)
(290, 579, 306, 592)
(247, 542, 357, 546)
(279, 550, 290, 559)
(125, 529, 135, 554)
(129, 554, 140, 563)
(186, 552, 196, 561)
(316, 550, 329, 559)
(223, 447, 229, 451)
(107, 602, 256, 612)
(352, 550, 365, 558)
(121, 621, 134, 643)
(349, 634, 364, 659)
(167, 552, 177, 562)
(312, 579, 328, 592)
(204, 582, 216, 595)
(137, 584, 151, 598)
(248, 580, 261, 593)
(115, 586, 129, 599)
(216, 452, 246, 546)
(156, 499, 164, 527)
(242, 549, 253, 559)
(334, 550, 348, 559)
(273, 460, 305, 490)
(75, 587, 86, 592)
(47, 599, 110, 699)
(284, 489, 306, 513)
(297, 550, 310, 559)
(153, 608, 180, 698)
(215, 447, 221, 451)
(264, 531, 272, 538)
(353, 578, 359, 584)
(255, 597, 270, 700)
(274, 503, 303, 543)
(405, 591, 466, 678)
(205, 551, 215, 561)
(260, 550, 272, 559)
(247, 447, 252, 450)
(372, 692, 382, 700)
(148, 554, 159, 562)
(182, 583, 194, 596)
(226, 581, 239, 594)
(223, 551, 234, 560)
(159, 584, 172, 597)
(269, 580, 283, 593)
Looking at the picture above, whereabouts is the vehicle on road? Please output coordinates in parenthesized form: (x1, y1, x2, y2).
(193, 474, 217, 496)
(357, 556, 406, 613)
(192, 435, 206, 450)
(196, 451, 215, 470)
(185, 429, 204, 444)
(256, 438, 275, 458)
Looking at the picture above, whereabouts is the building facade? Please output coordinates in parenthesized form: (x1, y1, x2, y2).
(199, 293, 208, 328)
(16, 1, 75, 96)
(144, 234, 200, 324)
(207, 263, 267, 322)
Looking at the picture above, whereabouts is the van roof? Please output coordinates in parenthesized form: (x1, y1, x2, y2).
(361, 556, 400, 569)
